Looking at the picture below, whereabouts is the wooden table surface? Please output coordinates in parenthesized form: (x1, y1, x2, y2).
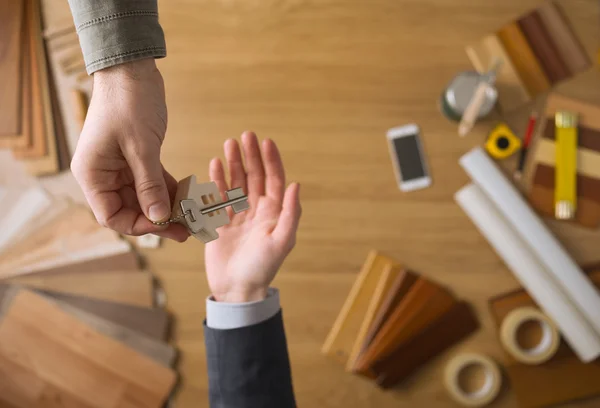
(143, 1, 600, 406)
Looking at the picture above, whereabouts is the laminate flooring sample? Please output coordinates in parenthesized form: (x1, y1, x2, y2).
(321, 250, 399, 365)
(0, 289, 176, 408)
(0, 0, 24, 136)
(489, 270, 600, 408)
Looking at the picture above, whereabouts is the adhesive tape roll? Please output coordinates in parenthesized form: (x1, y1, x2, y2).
(500, 307, 560, 365)
(443, 353, 501, 407)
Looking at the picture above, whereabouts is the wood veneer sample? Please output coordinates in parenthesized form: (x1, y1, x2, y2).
(465, 34, 530, 110)
(27, 287, 169, 340)
(354, 268, 418, 370)
(544, 94, 600, 131)
(537, 0, 591, 75)
(353, 278, 456, 376)
(533, 163, 600, 203)
(12, 0, 47, 160)
(20, 0, 60, 176)
(322, 250, 399, 364)
(488, 270, 600, 408)
(374, 301, 479, 388)
(0, 289, 176, 408)
(9, 270, 155, 307)
(529, 182, 600, 229)
(0, 0, 24, 136)
(543, 117, 600, 151)
(534, 138, 600, 179)
(518, 11, 570, 83)
(345, 263, 404, 372)
(497, 22, 551, 96)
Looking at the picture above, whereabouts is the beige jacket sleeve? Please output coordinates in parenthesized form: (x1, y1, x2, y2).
(67, 0, 166, 74)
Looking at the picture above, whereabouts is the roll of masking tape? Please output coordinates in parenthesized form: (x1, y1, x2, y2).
(444, 353, 502, 407)
(500, 307, 560, 365)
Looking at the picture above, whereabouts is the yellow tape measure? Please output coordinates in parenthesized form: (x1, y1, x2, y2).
(485, 123, 521, 160)
(554, 111, 578, 220)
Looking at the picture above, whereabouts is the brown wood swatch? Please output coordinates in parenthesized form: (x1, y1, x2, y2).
(0, 289, 176, 407)
(354, 268, 418, 370)
(322, 250, 399, 365)
(374, 301, 479, 389)
(533, 163, 600, 203)
(497, 22, 551, 96)
(345, 264, 404, 371)
(353, 278, 456, 376)
(488, 270, 600, 408)
(542, 117, 600, 152)
(0, 285, 169, 340)
(529, 182, 600, 229)
(465, 34, 531, 111)
(544, 94, 600, 131)
(9, 270, 155, 307)
(537, 0, 591, 75)
(0, 0, 24, 136)
(518, 11, 570, 83)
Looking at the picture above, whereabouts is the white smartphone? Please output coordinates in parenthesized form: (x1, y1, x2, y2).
(386, 124, 432, 192)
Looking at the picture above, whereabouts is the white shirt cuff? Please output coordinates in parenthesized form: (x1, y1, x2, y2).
(206, 288, 280, 330)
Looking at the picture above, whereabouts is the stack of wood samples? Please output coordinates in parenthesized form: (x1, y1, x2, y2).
(489, 265, 600, 408)
(525, 93, 600, 229)
(465, 0, 591, 112)
(322, 250, 479, 389)
(0, 0, 69, 177)
(0, 168, 178, 406)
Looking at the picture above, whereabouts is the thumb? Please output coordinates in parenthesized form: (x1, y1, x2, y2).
(127, 145, 172, 223)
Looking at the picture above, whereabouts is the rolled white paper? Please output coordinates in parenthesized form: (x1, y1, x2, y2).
(460, 147, 600, 337)
(455, 184, 600, 362)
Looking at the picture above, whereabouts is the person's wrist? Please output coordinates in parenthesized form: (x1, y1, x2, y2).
(93, 58, 160, 85)
(213, 287, 269, 303)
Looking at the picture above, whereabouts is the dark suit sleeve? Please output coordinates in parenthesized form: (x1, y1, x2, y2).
(203, 310, 297, 408)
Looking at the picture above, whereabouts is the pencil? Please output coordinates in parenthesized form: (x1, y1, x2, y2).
(514, 112, 538, 179)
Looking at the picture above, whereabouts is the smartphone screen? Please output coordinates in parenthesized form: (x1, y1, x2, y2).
(392, 134, 426, 181)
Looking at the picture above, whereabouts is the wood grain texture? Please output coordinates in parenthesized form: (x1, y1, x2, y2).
(374, 301, 479, 389)
(489, 270, 600, 408)
(497, 22, 551, 96)
(518, 10, 570, 83)
(544, 93, 600, 130)
(11, 0, 47, 160)
(137, 0, 600, 406)
(0, 0, 24, 136)
(9, 270, 155, 307)
(20, 0, 59, 176)
(534, 163, 600, 202)
(465, 34, 531, 111)
(345, 263, 403, 371)
(543, 117, 600, 151)
(0, 289, 176, 408)
(534, 138, 600, 179)
(537, 0, 591, 74)
(322, 250, 398, 365)
(353, 278, 456, 376)
(355, 269, 419, 371)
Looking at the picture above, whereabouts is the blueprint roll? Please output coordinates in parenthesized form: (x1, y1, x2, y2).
(459, 147, 600, 338)
(455, 183, 600, 362)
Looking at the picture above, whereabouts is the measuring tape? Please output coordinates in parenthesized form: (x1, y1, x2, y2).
(554, 111, 578, 220)
(485, 123, 521, 160)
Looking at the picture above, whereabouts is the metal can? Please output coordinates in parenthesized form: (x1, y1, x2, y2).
(439, 71, 498, 122)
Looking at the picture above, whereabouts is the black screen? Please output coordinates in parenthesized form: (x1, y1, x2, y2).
(393, 135, 426, 181)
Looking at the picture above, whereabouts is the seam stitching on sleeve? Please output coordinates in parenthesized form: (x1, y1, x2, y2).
(86, 46, 165, 67)
(77, 10, 158, 31)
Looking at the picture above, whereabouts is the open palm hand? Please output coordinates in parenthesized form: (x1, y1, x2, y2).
(205, 132, 301, 303)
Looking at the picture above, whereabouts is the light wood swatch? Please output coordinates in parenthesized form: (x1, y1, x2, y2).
(11, 0, 47, 160)
(534, 138, 600, 179)
(345, 263, 403, 372)
(0, 0, 24, 136)
(0, 289, 176, 408)
(466, 34, 530, 111)
(21, 0, 60, 176)
(538, 0, 591, 75)
(321, 250, 398, 364)
(544, 94, 600, 131)
(497, 22, 551, 96)
(9, 270, 155, 307)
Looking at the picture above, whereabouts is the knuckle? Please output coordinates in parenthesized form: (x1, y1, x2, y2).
(136, 178, 166, 196)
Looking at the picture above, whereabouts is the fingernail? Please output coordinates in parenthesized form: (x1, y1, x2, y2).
(149, 202, 170, 222)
